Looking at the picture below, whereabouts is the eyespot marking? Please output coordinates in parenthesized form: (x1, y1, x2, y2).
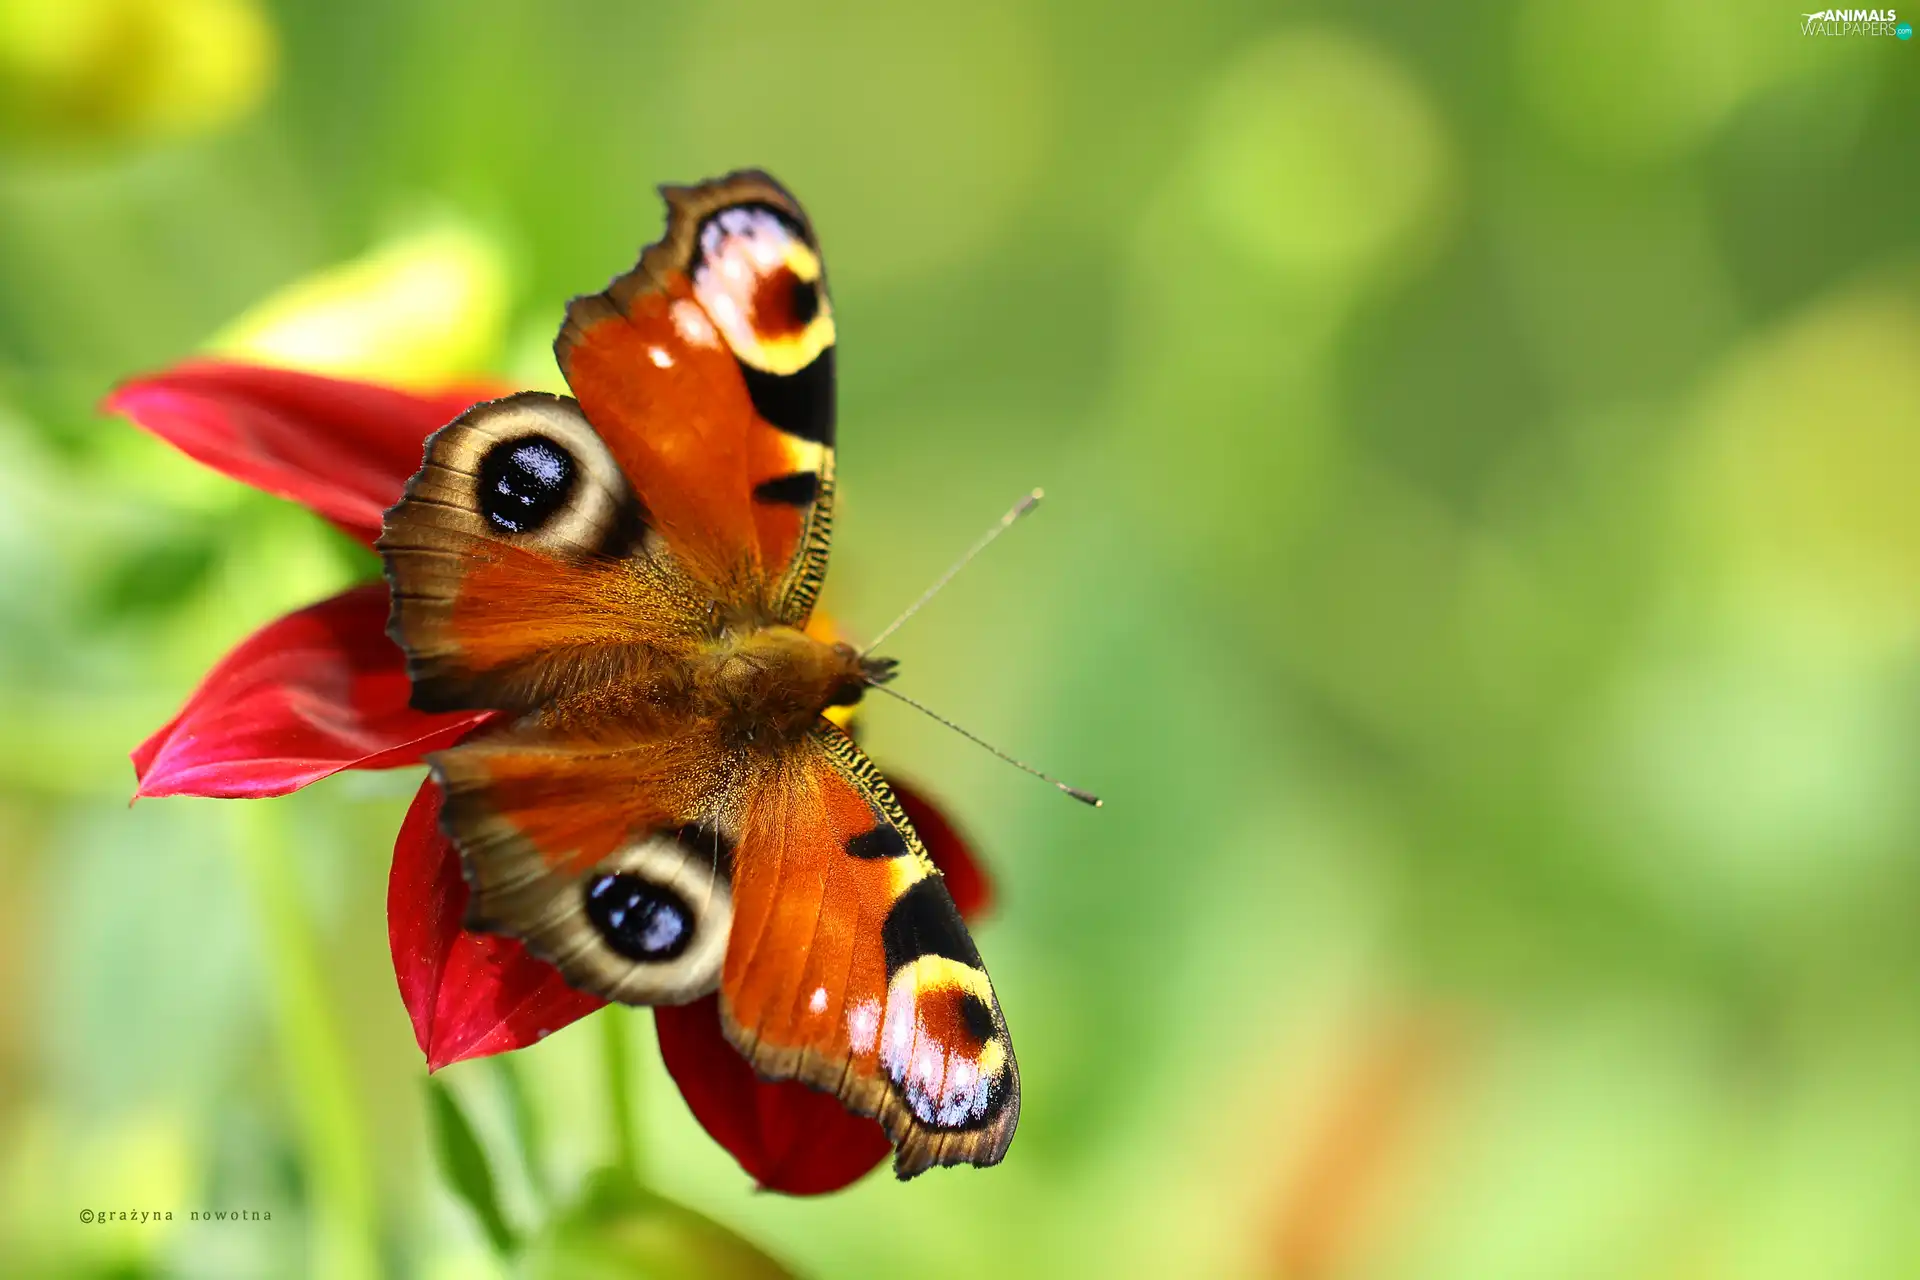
(878, 968, 1010, 1130)
(690, 202, 835, 384)
(786, 274, 820, 327)
(958, 991, 997, 1044)
(478, 436, 576, 534)
(584, 873, 693, 962)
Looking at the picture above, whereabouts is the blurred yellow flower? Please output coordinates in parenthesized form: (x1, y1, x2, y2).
(0, 0, 274, 143)
(209, 222, 513, 390)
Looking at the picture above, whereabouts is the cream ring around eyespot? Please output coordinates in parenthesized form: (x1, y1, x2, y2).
(440, 396, 634, 558)
(572, 832, 733, 1004)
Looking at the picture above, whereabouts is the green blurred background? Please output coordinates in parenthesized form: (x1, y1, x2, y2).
(4, 0, 1919, 1275)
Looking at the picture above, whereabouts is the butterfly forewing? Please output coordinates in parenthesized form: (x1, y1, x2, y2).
(556, 169, 837, 626)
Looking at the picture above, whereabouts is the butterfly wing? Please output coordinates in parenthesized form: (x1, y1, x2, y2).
(555, 169, 837, 626)
(429, 719, 738, 1004)
(382, 172, 1014, 1173)
(433, 714, 1019, 1176)
(722, 722, 1020, 1177)
(376, 391, 707, 713)
(380, 172, 837, 711)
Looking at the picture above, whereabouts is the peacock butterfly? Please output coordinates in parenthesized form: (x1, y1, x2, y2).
(375, 172, 1021, 1177)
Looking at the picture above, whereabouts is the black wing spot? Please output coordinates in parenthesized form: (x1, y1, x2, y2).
(478, 436, 575, 533)
(584, 874, 693, 962)
(788, 275, 821, 326)
(752, 471, 819, 507)
(881, 876, 982, 975)
(739, 346, 834, 446)
(667, 822, 737, 881)
(847, 823, 908, 860)
(596, 492, 653, 560)
(958, 991, 998, 1044)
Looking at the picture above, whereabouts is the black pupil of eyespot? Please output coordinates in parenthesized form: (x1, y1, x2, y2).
(789, 275, 819, 326)
(478, 435, 574, 533)
(959, 991, 997, 1044)
(584, 873, 692, 961)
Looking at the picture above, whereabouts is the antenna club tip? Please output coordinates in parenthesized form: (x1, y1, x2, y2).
(1065, 787, 1103, 808)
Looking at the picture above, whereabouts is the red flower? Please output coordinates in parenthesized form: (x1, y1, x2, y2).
(109, 360, 995, 1195)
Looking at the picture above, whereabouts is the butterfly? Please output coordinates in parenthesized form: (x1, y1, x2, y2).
(375, 171, 1018, 1177)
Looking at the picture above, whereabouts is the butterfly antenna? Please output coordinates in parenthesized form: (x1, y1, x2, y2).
(869, 682, 1102, 808)
(860, 488, 1045, 657)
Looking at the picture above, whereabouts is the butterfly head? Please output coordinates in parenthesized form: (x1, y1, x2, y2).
(850, 648, 899, 690)
(820, 643, 898, 713)
(698, 628, 899, 748)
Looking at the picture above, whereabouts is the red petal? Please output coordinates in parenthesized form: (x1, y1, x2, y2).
(656, 996, 895, 1196)
(104, 360, 506, 545)
(893, 777, 992, 918)
(132, 584, 490, 799)
(655, 774, 992, 1195)
(390, 778, 606, 1071)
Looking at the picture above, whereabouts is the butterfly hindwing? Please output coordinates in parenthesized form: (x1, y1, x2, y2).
(722, 722, 1020, 1177)
(555, 169, 837, 625)
(430, 722, 736, 1005)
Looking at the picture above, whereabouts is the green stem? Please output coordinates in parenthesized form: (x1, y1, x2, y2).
(231, 802, 380, 1280)
(489, 1053, 549, 1208)
(601, 1006, 641, 1182)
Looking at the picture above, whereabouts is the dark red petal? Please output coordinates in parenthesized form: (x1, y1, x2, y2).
(132, 584, 490, 799)
(656, 997, 895, 1196)
(655, 776, 992, 1195)
(103, 360, 506, 545)
(893, 777, 992, 918)
(390, 777, 607, 1071)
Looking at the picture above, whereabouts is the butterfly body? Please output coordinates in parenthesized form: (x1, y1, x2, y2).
(694, 624, 880, 747)
(376, 171, 1019, 1178)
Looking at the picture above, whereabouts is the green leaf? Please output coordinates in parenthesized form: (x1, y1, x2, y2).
(425, 1077, 516, 1257)
(87, 527, 220, 623)
(489, 1053, 549, 1206)
(521, 1169, 795, 1280)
